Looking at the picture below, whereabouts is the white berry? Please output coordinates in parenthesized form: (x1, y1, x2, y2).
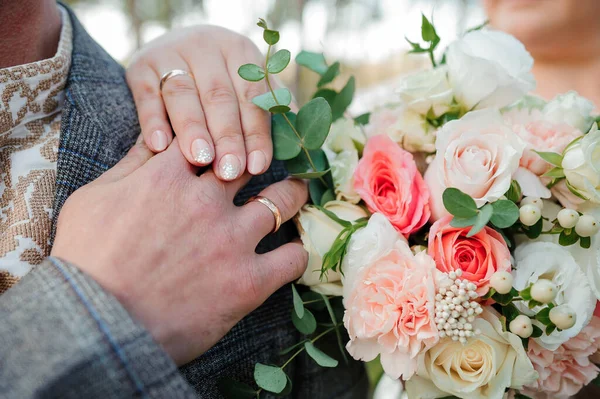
(557, 209, 579, 229)
(489, 271, 513, 294)
(509, 315, 533, 338)
(520, 204, 542, 226)
(530, 279, 557, 304)
(575, 214, 600, 237)
(549, 305, 577, 330)
(521, 197, 544, 210)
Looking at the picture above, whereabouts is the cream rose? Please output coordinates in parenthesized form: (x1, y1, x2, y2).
(543, 91, 595, 133)
(405, 308, 537, 399)
(561, 125, 600, 204)
(513, 242, 596, 350)
(425, 109, 526, 220)
(446, 30, 535, 110)
(295, 201, 367, 296)
(367, 105, 436, 153)
(396, 67, 453, 117)
(323, 118, 366, 204)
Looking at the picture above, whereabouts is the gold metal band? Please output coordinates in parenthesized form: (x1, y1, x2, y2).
(159, 69, 193, 91)
(246, 196, 282, 233)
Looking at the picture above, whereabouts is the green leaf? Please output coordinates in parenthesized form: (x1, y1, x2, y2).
(263, 29, 280, 45)
(274, 375, 293, 397)
(481, 288, 496, 300)
(535, 307, 552, 325)
(291, 285, 304, 319)
(523, 217, 543, 239)
(559, 229, 579, 246)
(492, 288, 518, 306)
(421, 14, 437, 42)
(354, 112, 370, 126)
(501, 303, 521, 324)
(405, 37, 427, 53)
(308, 178, 329, 205)
(450, 215, 478, 228)
(269, 105, 291, 114)
(252, 88, 292, 111)
(546, 324, 557, 335)
(257, 18, 268, 29)
(321, 294, 349, 364)
(279, 340, 308, 355)
(291, 308, 317, 335)
(490, 200, 520, 228)
(543, 167, 565, 179)
(505, 179, 522, 203)
(304, 342, 339, 367)
(286, 148, 328, 174)
(318, 62, 340, 87)
(580, 236, 591, 249)
(467, 204, 493, 237)
(534, 151, 563, 167)
(313, 88, 337, 108)
(531, 324, 543, 338)
(331, 77, 355, 121)
(254, 363, 287, 394)
(272, 113, 301, 160)
(320, 189, 335, 206)
(442, 188, 478, 218)
(312, 204, 351, 227)
(297, 97, 333, 150)
(218, 377, 257, 399)
(301, 291, 326, 311)
(528, 299, 543, 309)
(267, 49, 291, 74)
(238, 64, 265, 82)
(520, 286, 532, 301)
(295, 51, 328, 75)
(291, 169, 330, 179)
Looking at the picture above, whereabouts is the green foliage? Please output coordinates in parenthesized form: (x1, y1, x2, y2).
(490, 200, 520, 228)
(297, 97, 333, 150)
(304, 342, 339, 367)
(534, 150, 563, 167)
(520, 286, 532, 301)
(252, 88, 292, 111)
(321, 218, 368, 278)
(354, 112, 371, 126)
(218, 377, 256, 399)
(238, 64, 265, 82)
(291, 285, 304, 319)
(467, 204, 493, 237)
(295, 51, 328, 75)
(318, 62, 340, 87)
(308, 178, 331, 205)
(321, 294, 349, 364)
(331, 77, 355, 121)
(559, 229, 579, 246)
(267, 49, 291, 74)
(443, 188, 478, 218)
(543, 167, 565, 179)
(254, 363, 287, 394)
(501, 303, 521, 324)
(581, 236, 591, 248)
(535, 307, 553, 325)
(291, 307, 317, 335)
(272, 113, 301, 160)
(531, 325, 543, 338)
(263, 29, 280, 45)
(313, 88, 337, 108)
(505, 180, 522, 203)
(406, 14, 441, 67)
(301, 291, 327, 311)
(492, 288, 519, 306)
(522, 217, 543, 239)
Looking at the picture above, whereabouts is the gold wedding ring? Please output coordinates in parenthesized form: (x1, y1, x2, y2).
(159, 69, 193, 91)
(246, 196, 282, 233)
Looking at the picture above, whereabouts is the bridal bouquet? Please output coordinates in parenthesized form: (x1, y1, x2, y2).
(222, 16, 600, 399)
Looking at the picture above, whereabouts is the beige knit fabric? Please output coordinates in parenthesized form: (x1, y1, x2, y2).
(0, 7, 72, 294)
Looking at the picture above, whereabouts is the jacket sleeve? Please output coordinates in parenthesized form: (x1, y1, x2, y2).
(0, 257, 197, 399)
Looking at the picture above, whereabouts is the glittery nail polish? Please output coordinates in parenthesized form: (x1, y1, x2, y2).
(191, 139, 214, 164)
(219, 154, 241, 180)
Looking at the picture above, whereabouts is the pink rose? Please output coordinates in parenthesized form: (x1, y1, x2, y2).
(354, 134, 430, 235)
(425, 109, 525, 220)
(523, 317, 600, 399)
(343, 215, 439, 379)
(428, 215, 512, 295)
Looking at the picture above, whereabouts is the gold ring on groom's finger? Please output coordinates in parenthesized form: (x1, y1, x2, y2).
(159, 69, 193, 91)
(245, 196, 282, 233)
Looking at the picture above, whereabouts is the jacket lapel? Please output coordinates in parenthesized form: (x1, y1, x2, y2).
(51, 5, 140, 241)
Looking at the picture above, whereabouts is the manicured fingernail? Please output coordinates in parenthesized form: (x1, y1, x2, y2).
(219, 154, 241, 180)
(191, 139, 214, 164)
(247, 151, 266, 175)
(151, 130, 168, 151)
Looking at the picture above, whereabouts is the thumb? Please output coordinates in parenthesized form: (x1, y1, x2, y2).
(97, 135, 154, 183)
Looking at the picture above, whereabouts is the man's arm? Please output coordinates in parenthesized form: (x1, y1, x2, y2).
(0, 258, 195, 398)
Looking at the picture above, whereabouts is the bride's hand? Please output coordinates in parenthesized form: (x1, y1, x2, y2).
(126, 25, 272, 181)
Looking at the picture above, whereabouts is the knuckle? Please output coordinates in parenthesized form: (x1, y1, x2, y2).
(177, 117, 205, 136)
(162, 77, 196, 97)
(213, 128, 243, 147)
(203, 84, 236, 105)
(132, 79, 159, 103)
(241, 82, 267, 104)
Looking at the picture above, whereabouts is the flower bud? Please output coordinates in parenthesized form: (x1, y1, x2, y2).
(530, 279, 557, 304)
(521, 197, 544, 210)
(574, 214, 599, 237)
(557, 208, 579, 229)
(509, 315, 533, 338)
(549, 305, 577, 330)
(519, 204, 541, 226)
(489, 271, 513, 294)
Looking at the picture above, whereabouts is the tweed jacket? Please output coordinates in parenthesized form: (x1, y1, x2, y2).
(0, 5, 368, 399)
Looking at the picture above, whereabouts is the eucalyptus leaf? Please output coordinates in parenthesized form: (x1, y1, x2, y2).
(309, 178, 329, 205)
(318, 62, 340, 87)
(274, 375, 292, 397)
(354, 112, 370, 126)
(467, 204, 493, 237)
(331, 77, 355, 121)
(238, 64, 265, 82)
(320, 189, 335, 206)
(301, 291, 326, 311)
(442, 188, 478, 218)
(291, 308, 317, 335)
(313, 88, 337, 108)
(304, 342, 339, 368)
(254, 363, 287, 394)
(272, 113, 301, 160)
(450, 215, 478, 228)
(291, 169, 330, 179)
(295, 51, 328, 75)
(269, 105, 291, 114)
(297, 97, 333, 150)
(291, 285, 304, 319)
(263, 29, 280, 45)
(490, 200, 519, 228)
(218, 377, 257, 399)
(252, 88, 291, 111)
(267, 49, 291, 74)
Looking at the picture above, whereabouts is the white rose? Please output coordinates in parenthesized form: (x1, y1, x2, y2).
(324, 118, 366, 203)
(405, 307, 537, 399)
(563, 232, 600, 302)
(295, 201, 367, 296)
(447, 30, 535, 110)
(425, 109, 526, 220)
(543, 91, 594, 132)
(367, 105, 436, 153)
(396, 67, 453, 117)
(561, 125, 600, 203)
(513, 242, 595, 350)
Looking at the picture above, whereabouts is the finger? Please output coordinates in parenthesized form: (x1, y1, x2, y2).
(240, 178, 308, 240)
(254, 241, 308, 297)
(197, 170, 253, 202)
(224, 44, 272, 176)
(126, 63, 173, 153)
(156, 59, 217, 168)
(184, 48, 246, 181)
(147, 137, 198, 177)
(98, 138, 155, 182)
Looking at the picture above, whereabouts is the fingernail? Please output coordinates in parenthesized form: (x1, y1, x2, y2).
(191, 139, 214, 164)
(151, 130, 168, 151)
(219, 154, 241, 181)
(247, 151, 266, 175)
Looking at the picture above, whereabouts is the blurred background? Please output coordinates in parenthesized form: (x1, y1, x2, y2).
(64, 0, 485, 115)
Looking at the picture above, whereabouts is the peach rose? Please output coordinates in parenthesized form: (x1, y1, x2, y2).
(428, 215, 511, 296)
(523, 317, 600, 399)
(342, 214, 439, 380)
(425, 109, 525, 220)
(354, 134, 430, 235)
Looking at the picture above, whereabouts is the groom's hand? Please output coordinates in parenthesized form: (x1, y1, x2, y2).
(51, 138, 308, 366)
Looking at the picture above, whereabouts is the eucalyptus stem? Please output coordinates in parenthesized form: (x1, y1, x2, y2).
(264, 45, 328, 187)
